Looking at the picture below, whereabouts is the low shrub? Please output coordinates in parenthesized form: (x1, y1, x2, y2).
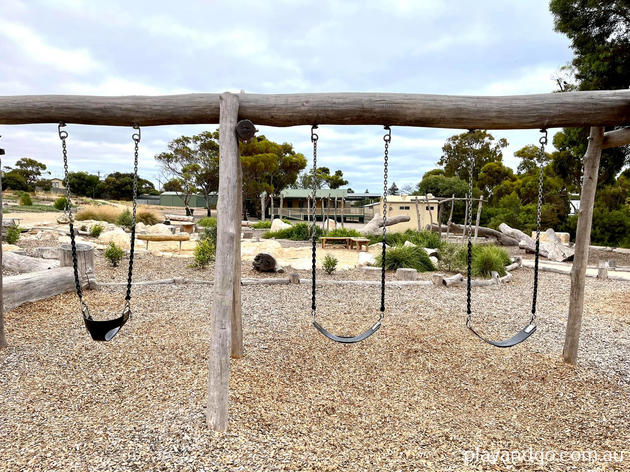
(437, 243, 510, 277)
(375, 245, 435, 272)
(104, 242, 124, 267)
(262, 223, 323, 241)
(326, 228, 362, 238)
(90, 224, 104, 238)
(471, 245, 510, 278)
(19, 193, 33, 206)
(197, 216, 218, 227)
(5, 225, 21, 244)
(75, 205, 121, 223)
(370, 229, 443, 249)
(136, 209, 161, 225)
(53, 196, 68, 211)
(116, 209, 133, 228)
(251, 220, 272, 229)
(323, 254, 338, 274)
(192, 238, 216, 268)
(80, 224, 88, 232)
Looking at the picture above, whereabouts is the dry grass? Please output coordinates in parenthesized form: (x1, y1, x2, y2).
(136, 208, 161, 225)
(75, 204, 122, 223)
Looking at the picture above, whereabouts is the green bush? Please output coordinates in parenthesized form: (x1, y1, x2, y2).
(116, 209, 133, 228)
(375, 245, 435, 272)
(471, 245, 509, 278)
(90, 224, 104, 238)
(251, 220, 272, 229)
(263, 223, 323, 241)
(369, 229, 443, 249)
(192, 238, 216, 268)
(323, 254, 338, 274)
(104, 242, 124, 267)
(197, 216, 218, 227)
(437, 242, 466, 273)
(19, 193, 33, 206)
(53, 196, 68, 211)
(5, 225, 21, 244)
(326, 228, 362, 238)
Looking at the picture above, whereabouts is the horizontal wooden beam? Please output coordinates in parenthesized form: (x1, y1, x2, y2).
(0, 90, 629, 129)
(602, 127, 630, 149)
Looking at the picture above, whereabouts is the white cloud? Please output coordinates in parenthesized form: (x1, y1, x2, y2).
(58, 78, 192, 96)
(0, 19, 102, 75)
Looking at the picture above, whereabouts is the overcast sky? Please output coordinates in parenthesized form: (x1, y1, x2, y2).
(0, 0, 573, 192)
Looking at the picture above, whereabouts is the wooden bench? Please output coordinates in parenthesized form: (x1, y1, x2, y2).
(137, 233, 190, 253)
(320, 236, 350, 249)
(349, 237, 370, 252)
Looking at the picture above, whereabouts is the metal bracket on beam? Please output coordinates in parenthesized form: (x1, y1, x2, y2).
(236, 120, 257, 142)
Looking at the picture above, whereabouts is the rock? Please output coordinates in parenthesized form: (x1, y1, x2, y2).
(403, 241, 416, 247)
(33, 247, 61, 259)
(135, 222, 146, 233)
(324, 218, 337, 230)
(2, 244, 22, 252)
(146, 223, 174, 235)
(429, 256, 438, 266)
(369, 242, 389, 250)
(396, 268, 418, 280)
(98, 227, 131, 249)
(357, 251, 376, 266)
(532, 230, 570, 245)
(36, 230, 59, 241)
(270, 218, 291, 232)
(423, 247, 438, 257)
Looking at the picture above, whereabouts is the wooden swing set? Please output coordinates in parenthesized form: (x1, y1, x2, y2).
(0, 90, 629, 431)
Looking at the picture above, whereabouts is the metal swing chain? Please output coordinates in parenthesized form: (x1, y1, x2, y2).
(381, 126, 391, 315)
(465, 130, 475, 327)
(125, 125, 141, 309)
(310, 125, 318, 318)
(58, 122, 89, 318)
(530, 128, 547, 324)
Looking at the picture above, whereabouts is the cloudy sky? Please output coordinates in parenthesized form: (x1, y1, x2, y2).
(0, 0, 573, 192)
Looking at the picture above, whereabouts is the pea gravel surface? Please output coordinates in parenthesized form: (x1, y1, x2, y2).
(1, 255, 629, 471)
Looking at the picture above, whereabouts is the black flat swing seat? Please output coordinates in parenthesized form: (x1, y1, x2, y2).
(84, 308, 130, 342)
(313, 319, 382, 344)
(468, 322, 536, 348)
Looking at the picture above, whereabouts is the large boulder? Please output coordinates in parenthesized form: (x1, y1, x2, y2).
(98, 227, 131, 249)
(324, 218, 337, 230)
(146, 223, 174, 235)
(357, 251, 376, 266)
(270, 218, 291, 232)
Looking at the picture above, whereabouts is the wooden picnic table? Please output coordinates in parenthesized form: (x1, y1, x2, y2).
(320, 236, 370, 251)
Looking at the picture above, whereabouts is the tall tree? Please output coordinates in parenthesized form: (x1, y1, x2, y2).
(549, 0, 630, 187)
(388, 182, 399, 196)
(96, 172, 155, 201)
(6, 158, 49, 190)
(295, 167, 348, 189)
(240, 135, 307, 215)
(155, 131, 219, 216)
(67, 171, 100, 197)
(437, 130, 508, 184)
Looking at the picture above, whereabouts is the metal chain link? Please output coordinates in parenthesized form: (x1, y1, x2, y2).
(58, 122, 89, 318)
(530, 128, 547, 323)
(381, 126, 391, 316)
(310, 125, 318, 317)
(465, 131, 475, 326)
(125, 125, 141, 304)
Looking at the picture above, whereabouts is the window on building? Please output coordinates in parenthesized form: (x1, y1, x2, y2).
(425, 205, 434, 211)
(399, 205, 410, 210)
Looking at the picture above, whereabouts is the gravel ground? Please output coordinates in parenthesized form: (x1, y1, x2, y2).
(1, 248, 629, 471)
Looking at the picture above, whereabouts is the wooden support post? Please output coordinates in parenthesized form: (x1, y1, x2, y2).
(446, 194, 455, 239)
(307, 196, 311, 223)
(341, 198, 345, 228)
(279, 194, 283, 219)
(232, 142, 243, 359)
(270, 195, 274, 220)
(474, 199, 483, 242)
(334, 196, 338, 225)
(597, 260, 609, 280)
(0, 154, 5, 349)
(426, 196, 433, 233)
(260, 192, 266, 221)
(462, 197, 469, 243)
(414, 197, 422, 231)
(437, 203, 442, 241)
(321, 197, 325, 229)
(207, 92, 239, 431)
(563, 126, 604, 366)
